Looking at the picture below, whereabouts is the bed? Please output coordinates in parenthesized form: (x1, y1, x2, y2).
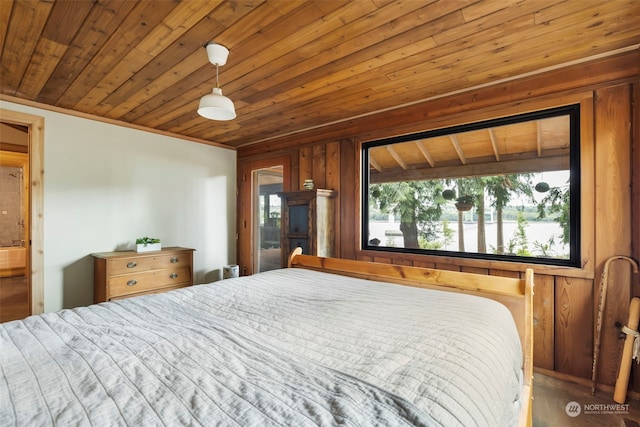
(1, 249, 533, 426)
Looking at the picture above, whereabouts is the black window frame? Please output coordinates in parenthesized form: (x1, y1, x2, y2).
(361, 104, 581, 267)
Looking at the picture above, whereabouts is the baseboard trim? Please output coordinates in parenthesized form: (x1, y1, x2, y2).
(534, 367, 640, 402)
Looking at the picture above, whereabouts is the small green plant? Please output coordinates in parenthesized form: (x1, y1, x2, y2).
(419, 236, 442, 250)
(508, 211, 532, 256)
(441, 219, 454, 250)
(534, 236, 556, 257)
(136, 236, 161, 246)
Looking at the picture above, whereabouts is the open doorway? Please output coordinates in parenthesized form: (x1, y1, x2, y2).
(253, 166, 283, 273)
(0, 108, 44, 320)
(237, 155, 290, 276)
(0, 123, 29, 321)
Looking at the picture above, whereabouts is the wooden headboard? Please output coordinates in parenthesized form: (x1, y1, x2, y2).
(288, 247, 534, 427)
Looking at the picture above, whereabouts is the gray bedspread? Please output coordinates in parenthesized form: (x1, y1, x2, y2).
(1, 268, 523, 426)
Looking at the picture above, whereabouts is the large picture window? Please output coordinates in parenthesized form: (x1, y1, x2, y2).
(362, 105, 580, 267)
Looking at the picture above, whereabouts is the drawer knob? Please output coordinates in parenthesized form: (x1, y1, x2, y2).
(170, 257, 179, 263)
(127, 280, 137, 286)
(170, 273, 178, 279)
(127, 261, 137, 268)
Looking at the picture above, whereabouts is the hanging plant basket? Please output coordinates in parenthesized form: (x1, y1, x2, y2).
(442, 189, 456, 200)
(455, 202, 473, 211)
(454, 195, 475, 211)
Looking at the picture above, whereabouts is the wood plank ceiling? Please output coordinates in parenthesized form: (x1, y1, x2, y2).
(1, 0, 639, 160)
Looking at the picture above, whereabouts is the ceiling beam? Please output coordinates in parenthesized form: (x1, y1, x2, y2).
(416, 140, 435, 167)
(488, 128, 500, 161)
(449, 135, 466, 164)
(386, 145, 407, 169)
(369, 155, 382, 172)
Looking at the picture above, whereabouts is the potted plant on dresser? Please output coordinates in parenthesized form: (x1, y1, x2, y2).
(136, 236, 161, 252)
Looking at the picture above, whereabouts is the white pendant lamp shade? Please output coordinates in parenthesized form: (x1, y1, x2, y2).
(198, 87, 236, 120)
(197, 42, 235, 120)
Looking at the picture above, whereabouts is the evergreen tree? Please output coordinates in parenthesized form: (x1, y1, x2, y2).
(370, 181, 443, 248)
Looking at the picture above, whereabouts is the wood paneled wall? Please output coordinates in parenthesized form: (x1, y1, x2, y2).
(238, 50, 640, 390)
(593, 85, 635, 387)
(288, 141, 358, 260)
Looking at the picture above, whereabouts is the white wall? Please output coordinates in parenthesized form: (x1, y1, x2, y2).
(1, 100, 236, 312)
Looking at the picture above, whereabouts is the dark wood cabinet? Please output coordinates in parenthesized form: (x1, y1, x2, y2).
(278, 189, 336, 267)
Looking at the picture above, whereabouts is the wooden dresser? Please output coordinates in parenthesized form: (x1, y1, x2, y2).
(92, 247, 195, 303)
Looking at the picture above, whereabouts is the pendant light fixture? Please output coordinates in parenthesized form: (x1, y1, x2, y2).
(197, 42, 236, 121)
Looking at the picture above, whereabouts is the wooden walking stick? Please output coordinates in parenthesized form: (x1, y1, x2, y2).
(614, 297, 640, 403)
(591, 255, 639, 395)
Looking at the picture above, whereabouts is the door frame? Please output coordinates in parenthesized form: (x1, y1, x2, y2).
(0, 109, 44, 315)
(237, 155, 291, 276)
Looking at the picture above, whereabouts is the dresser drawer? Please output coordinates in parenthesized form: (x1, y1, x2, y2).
(107, 253, 190, 275)
(109, 283, 190, 300)
(109, 266, 192, 298)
